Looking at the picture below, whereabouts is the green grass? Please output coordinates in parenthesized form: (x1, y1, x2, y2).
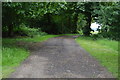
(0, 38, 2, 79)
(2, 35, 59, 78)
(2, 47, 29, 78)
(76, 37, 118, 77)
(3, 35, 59, 43)
(60, 34, 79, 36)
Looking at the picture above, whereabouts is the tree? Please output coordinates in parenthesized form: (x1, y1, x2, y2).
(2, 2, 119, 40)
(2, 3, 32, 37)
(93, 2, 120, 40)
(77, 2, 97, 36)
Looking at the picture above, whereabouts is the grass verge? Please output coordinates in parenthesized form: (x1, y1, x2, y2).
(2, 35, 59, 78)
(76, 37, 118, 77)
(60, 34, 79, 36)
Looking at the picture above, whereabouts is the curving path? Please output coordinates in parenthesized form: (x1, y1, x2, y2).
(9, 36, 113, 78)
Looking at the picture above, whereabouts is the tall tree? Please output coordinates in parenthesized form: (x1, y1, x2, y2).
(93, 2, 120, 40)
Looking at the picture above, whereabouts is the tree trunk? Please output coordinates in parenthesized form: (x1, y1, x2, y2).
(83, 12, 92, 36)
(8, 24, 13, 37)
(73, 13, 79, 33)
(68, 15, 71, 33)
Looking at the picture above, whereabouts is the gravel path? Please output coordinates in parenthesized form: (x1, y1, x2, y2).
(9, 36, 113, 78)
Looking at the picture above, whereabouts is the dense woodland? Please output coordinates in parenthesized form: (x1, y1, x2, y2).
(2, 2, 120, 40)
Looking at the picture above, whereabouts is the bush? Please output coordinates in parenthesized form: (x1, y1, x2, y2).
(91, 34, 99, 40)
(97, 31, 120, 41)
(14, 24, 47, 37)
(90, 34, 104, 40)
(77, 30, 83, 35)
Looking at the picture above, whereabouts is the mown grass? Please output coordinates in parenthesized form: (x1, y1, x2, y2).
(60, 34, 79, 36)
(76, 37, 118, 77)
(2, 35, 59, 78)
(3, 35, 59, 43)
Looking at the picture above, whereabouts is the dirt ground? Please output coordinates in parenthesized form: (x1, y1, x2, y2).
(9, 36, 114, 78)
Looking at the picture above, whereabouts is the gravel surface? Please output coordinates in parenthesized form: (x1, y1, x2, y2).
(9, 36, 113, 78)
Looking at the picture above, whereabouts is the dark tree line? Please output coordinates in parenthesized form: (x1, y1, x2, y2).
(2, 2, 120, 40)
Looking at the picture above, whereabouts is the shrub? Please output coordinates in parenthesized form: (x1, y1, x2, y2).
(91, 34, 99, 40)
(14, 24, 47, 37)
(91, 34, 104, 40)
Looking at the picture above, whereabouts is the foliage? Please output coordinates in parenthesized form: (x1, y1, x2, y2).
(2, 34, 60, 78)
(2, 2, 120, 40)
(15, 24, 47, 37)
(93, 2, 120, 40)
(2, 3, 25, 37)
(76, 37, 118, 77)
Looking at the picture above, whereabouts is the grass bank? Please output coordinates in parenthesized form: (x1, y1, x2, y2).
(2, 35, 59, 78)
(76, 37, 118, 77)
